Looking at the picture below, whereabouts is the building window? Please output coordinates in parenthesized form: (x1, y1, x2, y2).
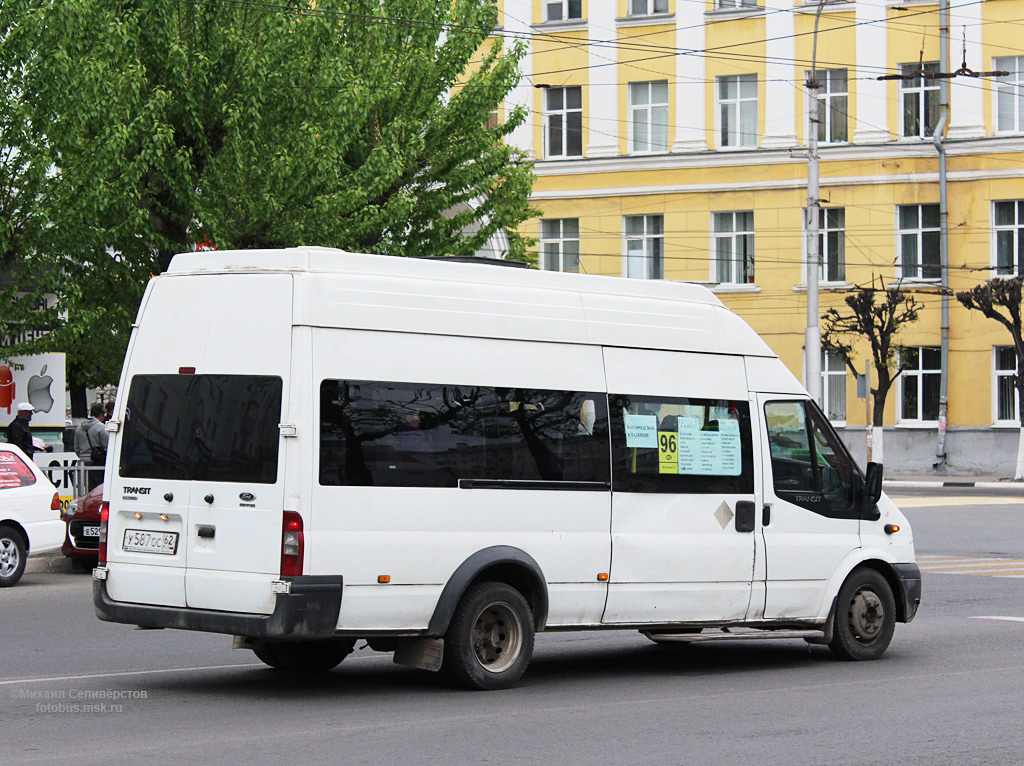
(540, 218, 580, 273)
(995, 347, 1019, 424)
(545, 0, 581, 22)
(716, 0, 758, 8)
(629, 81, 669, 154)
(806, 68, 848, 144)
(994, 56, 1024, 134)
(821, 350, 847, 423)
(545, 86, 583, 158)
(810, 206, 845, 283)
(900, 62, 939, 138)
(899, 347, 941, 423)
(994, 200, 1024, 276)
(624, 215, 664, 280)
(713, 211, 755, 284)
(629, 0, 668, 15)
(717, 74, 758, 148)
(898, 204, 940, 280)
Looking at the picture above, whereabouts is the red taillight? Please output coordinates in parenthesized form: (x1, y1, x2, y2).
(280, 511, 304, 577)
(51, 492, 60, 512)
(99, 501, 110, 564)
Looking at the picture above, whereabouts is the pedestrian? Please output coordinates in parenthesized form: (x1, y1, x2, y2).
(6, 402, 50, 456)
(74, 402, 109, 491)
(104, 399, 115, 421)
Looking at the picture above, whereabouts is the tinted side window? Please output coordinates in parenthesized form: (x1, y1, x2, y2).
(0, 450, 37, 489)
(610, 395, 754, 494)
(765, 400, 856, 515)
(319, 380, 609, 487)
(120, 375, 283, 484)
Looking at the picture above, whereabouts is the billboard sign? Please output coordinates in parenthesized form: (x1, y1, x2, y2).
(0, 353, 67, 427)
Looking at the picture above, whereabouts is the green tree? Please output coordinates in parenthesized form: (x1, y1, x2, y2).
(956, 276, 1024, 479)
(2, 0, 535, 398)
(821, 280, 921, 464)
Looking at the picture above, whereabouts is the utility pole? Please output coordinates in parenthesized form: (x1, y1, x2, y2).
(804, 0, 827, 406)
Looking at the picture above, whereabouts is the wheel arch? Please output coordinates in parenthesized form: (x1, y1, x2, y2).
(426, 546, 549, 637)
(825, 555, 916, 625)
(0, 521, 29, 553)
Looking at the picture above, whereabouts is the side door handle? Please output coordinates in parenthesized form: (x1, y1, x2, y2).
(762, 504, 771, 526)
(735, 501, 756, 533)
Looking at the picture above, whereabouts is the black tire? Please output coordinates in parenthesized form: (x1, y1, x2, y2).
(0, 525, 27, 588)
(828, 568, 896, 661)
(71, 557, 97, 573)
(252, 639, 355, 673)
(443, 581, 535, 691)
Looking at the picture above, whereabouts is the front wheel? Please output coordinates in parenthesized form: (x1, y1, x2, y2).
(443, 581, 535, 690)
(252, 639, 355, 673)
(0, 526, 27, 588)
(828, 568, 896, 661)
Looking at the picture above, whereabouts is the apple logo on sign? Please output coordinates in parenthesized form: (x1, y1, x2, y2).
(28, 365, 55, 414)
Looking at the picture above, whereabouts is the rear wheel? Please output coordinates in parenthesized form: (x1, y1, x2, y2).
(443, 581, 535, 691)
(252, 639, 356, 673)
(0, 526, 27, 588)
(828, 568, 896, 661)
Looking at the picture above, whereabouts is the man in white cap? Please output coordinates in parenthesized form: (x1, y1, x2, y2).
(5, 402, 42, 455)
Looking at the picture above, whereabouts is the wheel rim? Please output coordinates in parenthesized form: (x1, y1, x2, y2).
(471, 601, 522, 674)
(847, 587, 884, 645)
(0, 537, 20, 578)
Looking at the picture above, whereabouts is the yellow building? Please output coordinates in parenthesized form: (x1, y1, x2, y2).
(491, 0, 1024, 474)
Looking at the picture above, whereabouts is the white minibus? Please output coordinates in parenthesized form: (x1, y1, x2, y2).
(94, 248, 920, 690)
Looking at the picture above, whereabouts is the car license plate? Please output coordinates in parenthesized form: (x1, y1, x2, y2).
(82, 525, 100, 538)
(122, 529, 179, 555)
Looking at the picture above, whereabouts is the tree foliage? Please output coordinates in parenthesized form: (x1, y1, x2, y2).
(821, 280, 922, 427)
(956, 276, 1024, 425)
(2, 0, 535, 389)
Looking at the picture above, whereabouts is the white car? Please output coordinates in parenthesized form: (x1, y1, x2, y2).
(0, 443, 63, 587)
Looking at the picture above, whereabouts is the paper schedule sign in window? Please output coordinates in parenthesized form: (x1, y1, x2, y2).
(628, 413, 742, 477)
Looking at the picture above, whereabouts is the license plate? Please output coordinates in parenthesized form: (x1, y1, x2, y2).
(122, 529, 179, 555)
(81, 526, 100, 538)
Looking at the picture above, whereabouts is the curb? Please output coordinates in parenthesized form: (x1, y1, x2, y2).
(884, 480, 1024, 492)
(26, 552, 75, 575)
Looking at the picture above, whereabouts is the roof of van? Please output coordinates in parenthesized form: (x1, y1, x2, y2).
(163, 247, 778, 358)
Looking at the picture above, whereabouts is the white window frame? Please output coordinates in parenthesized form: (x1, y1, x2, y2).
(545, 0, 582, 22)
(712, 211, 755, 285)
(623, 214, 664, 280)
(897, 204, 940, 281)
(993, 200, 1024, 277)
(994, 56, 1024, 134)
(897, 347, 941, 424)
(628, 81, 669, 154)
(716, 74, 758, 149)
(804, 68, 848, 144)
(994, 346, 1020, 425)
(899, 62, 939, 139)
(539, 218, 580, 273)
(821, 350, 847, 425)
(716, 0, 758, 9)
(544, 86, 583, 158)
(803, 206, 845, 284)
(629, 0, 669, 16)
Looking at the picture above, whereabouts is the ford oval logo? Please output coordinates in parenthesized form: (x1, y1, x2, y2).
(239, 492, 256, 502)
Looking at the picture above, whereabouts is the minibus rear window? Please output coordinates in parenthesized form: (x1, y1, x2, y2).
(609, 395, 754, 494)
(119, 374, 283, 484)
(319, 380, 610, 487)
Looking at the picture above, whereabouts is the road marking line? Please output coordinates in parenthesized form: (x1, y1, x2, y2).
(971, 616, 1024, 623)
(915, 554, 1024, 578)
(0, 662, 262, 686)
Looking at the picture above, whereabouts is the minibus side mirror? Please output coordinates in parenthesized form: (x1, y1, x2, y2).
(863, 461, 883, 507)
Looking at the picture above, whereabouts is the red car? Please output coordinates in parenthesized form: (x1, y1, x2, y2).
(62, 483, 102, 571)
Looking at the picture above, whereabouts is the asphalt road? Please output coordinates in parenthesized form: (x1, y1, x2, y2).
(2, 495, 1022, 766)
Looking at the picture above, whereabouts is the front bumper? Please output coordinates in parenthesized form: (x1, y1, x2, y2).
(892, 563, 922, 623)
(93, 572, 344, 639)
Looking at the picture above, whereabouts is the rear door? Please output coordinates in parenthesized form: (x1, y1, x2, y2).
(107, 273, 291, 614)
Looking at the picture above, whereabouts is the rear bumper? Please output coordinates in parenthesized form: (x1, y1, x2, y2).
(93, 573, 344, 639)
(892, 563, 922, 623)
